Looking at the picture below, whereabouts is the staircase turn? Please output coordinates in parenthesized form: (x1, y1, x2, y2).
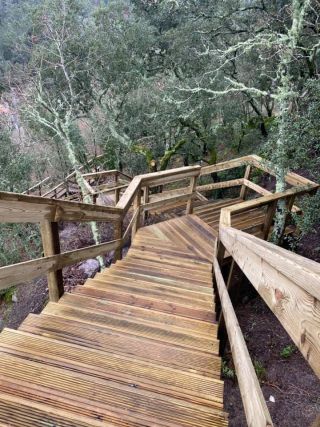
(0, 215, 228, 427)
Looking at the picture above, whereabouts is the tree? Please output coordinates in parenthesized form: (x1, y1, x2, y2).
(22, 0, 104, 265)
(169, 0, 319, 241)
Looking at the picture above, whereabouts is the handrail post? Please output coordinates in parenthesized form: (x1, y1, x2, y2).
(142, 185, 149, 225)
(263, 200, 277, 240)
(40, 220, 64, 302)
(114, 172, 120, 205)
(186, 175, 197, 214)
(240, 165, 251, 200)
(132, 187, 142, 237)
(114, 219, 123, 261)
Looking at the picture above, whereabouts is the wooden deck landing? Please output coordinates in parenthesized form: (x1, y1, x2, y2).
(0, 215, 228, 427)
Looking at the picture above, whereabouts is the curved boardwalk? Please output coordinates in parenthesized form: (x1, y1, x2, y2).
(0, 215, 228, 426)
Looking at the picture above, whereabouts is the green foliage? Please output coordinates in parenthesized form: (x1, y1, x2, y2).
(222, 360, 236, 380)
(0, 130, 32, 192)
(280, 345, 296, 359)
(0, 286, 15, 304)
(0, 223, 41, 267)
(254, 360, 266, 382)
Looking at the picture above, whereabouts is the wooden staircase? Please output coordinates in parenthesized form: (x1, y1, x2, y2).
(0, 215, 228, 427)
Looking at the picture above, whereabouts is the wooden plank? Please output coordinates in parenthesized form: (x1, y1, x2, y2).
(0, 329, 223, 407)
(20, 314, 219, 375)
(0, 239, 121, 291)
(40, 221, 64, 302)
(243, 178, 271, 196)
(0, 392, 105, 427)
(200, 156, 250, 176)
(82, 170, 119, 180)
(220, 226, 320, 377)
(197, 179, 244, 193)
(239, 165, 251, 199)
(186, 176, 197, 214)
(113, 220, 123, 261)
(219, 184, 317, 227)
(248, 154, 319, 188)
(74, 285, 215, 323)
(141, 166, 201, 187)
(0, 191, 122, 223)
(0, 352, 228, 427)
(60, 293, 216, 334)
(213, 258, 273, 427)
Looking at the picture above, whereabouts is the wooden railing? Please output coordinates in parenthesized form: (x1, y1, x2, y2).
(0, 191, 123, 301)
(0, 166, 200, 300)
(214, 256, 273, 427)
(214, 226, 320, 426)
(1, 155, 319, 427)
(1, 155, 318, 304)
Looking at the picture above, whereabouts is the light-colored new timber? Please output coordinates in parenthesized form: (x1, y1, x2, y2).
(0, 215, 228, 427)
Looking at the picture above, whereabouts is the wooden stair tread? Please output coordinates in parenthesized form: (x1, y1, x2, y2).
(42, 303, 218, 353)
(60, 293, 216, 334)
(0, 215, 227, 426)
(99, 268, 213, 292)
(0, 329, 223, 404)
(20, 313, 220, 375)
(90, 274, 213, 300)
(0, 353, 228, 427)
(74, 285, 216, 322)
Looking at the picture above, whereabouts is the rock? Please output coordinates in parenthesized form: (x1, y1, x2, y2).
(79, 259, 100, 278)
(11, 292, 18, 303)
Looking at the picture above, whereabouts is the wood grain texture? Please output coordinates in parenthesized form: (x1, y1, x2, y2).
(214, 258, 273, 427)
(220, 226, 320, 378)
(0, 215, 227, 427)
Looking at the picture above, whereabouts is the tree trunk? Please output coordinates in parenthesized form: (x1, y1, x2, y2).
(63, 131, 105, 268)
(272, 0, 310, 243)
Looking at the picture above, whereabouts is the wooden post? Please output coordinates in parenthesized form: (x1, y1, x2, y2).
(186, 175, 197, 214)
(263, 200, 277, 240)
(132, 188, 142, 237)
(142, 186, 149, 225)
(239, 165, 251, 200)
(114, 219, 123, 262)
(115, 187, 121, 205)
(114, 173, 120, 205)
(40, 220, 64, 302)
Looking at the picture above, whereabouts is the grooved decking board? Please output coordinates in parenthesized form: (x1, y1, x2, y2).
(0, 215, 228, 426)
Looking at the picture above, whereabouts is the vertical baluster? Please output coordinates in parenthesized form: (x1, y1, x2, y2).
(240, 165, 251, 200)
(40, 220, 64, 302)
(186, 175, 197, 214)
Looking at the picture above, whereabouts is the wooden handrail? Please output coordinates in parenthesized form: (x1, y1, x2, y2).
(213, 257, 273, 427)
(0, 156, 318, 303)
(219, 226, 320, 378)
(0, 238, 122, 293)
(0, 191, 122, 223)
(219, 184, 316, 228)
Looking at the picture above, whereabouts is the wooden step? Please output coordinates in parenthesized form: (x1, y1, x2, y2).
(0, 215, 227, 426)
(60, 293, 216, 334)
(42, 303, 218, 353)
(73, 285, 215, 322)
(20, 314, 220, 375)
(0, 329, 223, 405)
(0, 353, 228, 427)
